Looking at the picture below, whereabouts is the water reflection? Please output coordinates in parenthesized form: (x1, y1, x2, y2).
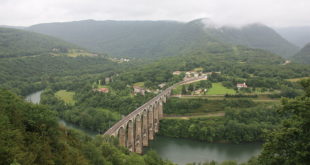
(25, 90, 43, 104)
(145, 136, 262, 165)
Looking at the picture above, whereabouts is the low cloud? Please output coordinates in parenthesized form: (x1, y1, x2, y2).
(0, 0, 309, 27)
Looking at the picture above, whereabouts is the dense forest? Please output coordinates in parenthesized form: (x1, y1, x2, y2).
(159, 104, 282, 143)
(186, 79, 310, 164)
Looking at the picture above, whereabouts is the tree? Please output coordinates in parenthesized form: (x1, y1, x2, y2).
(258, 79, 310, 164)
(181, 85, 187, 95)
(188, 84, 194, 93)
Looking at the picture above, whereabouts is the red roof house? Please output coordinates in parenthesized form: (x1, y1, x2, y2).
(237, 82, 248, 88)
(97, 88, 109, 93)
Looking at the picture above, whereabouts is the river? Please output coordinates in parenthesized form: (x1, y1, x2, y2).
(26, 90, 262, 164)
(145, 136, 262, 165)
(25, 90, 43, 104)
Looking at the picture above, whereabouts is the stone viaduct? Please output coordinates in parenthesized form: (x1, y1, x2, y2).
(103, 76, 207, 154)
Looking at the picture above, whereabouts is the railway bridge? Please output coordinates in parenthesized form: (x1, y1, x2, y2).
(103, 76, 207, 153)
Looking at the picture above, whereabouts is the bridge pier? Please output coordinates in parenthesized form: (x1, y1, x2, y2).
(163, 96, 167, 103)
(154, 104, 159, 133)
(135, 115, 142, 154)
(118, 127, 126, 147)
(142, 110, 148, 146)
(127, 120, 135, 152)
(158, 102, 163, 119)
(148, 108, 154, 140)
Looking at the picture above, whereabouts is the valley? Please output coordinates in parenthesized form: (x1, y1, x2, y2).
(1, 15, 310, 165)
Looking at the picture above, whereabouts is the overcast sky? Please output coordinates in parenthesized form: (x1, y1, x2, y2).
(1, 0, 309, 27)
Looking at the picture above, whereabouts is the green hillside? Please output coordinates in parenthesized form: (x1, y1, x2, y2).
(293, 43, 310, 64)
(0, 27, 120, 96)
(0, 89, 173, 165)
(0, 27, 77, 58)
(27, 19, 298, 58)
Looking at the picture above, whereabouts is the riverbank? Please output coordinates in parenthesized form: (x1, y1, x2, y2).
(25, 90, 97, 136)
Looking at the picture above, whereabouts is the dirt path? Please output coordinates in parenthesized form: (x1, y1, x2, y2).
(163, 112, 225, 120)
(282, 60, 291, 65)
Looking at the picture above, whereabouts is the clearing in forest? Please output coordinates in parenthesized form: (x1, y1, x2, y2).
(55, 90, 75, 105)
(206, 83, 236, 95)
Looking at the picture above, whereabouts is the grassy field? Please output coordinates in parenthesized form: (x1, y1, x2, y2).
(133, 82, 145, 87)
(51, 49, 97, 57)
(97, 84, 110, 89)
(55, 90, 75, 105)
(193, 67, 203, 72)
(206, 83, 236, 95)
(66, 49, 97, 57)
(286, 77, 310, 82)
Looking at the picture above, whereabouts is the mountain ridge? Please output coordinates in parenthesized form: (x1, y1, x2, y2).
(27, 19, 299, 58)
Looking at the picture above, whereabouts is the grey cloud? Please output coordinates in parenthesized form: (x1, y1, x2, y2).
(0, 0, 309, 27)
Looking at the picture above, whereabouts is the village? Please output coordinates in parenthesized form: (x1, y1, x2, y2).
(93, 69, 250, 97)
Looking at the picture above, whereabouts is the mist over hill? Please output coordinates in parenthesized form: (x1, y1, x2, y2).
(293, 43, 310, 64)
(275, 26, 310, 47)
(27, 19, 298, 59)
(194, 19, 299, 58)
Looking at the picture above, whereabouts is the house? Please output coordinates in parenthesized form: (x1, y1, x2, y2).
(133, 86, 145, 96)
(173, 71, 182, 75)
(158, 83, 166, 88)
(97, 88, 109, 93)
(105, 77, 110, 84)
(237, 82, 248, 89)
(120, 58, 130, 62)
(52, 48, 60, 52)
(201, 73, 208, 79)
(185, 71, 193, 77)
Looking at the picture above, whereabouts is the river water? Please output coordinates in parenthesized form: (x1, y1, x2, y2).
(146, 136, 262, 165)
(25, 90, 43, 104)
(26, 91, 262, 165)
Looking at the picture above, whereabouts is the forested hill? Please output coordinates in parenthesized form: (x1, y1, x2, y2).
(0, 89, 173, 165)
(0, 27, 77, 58)
(27, 19, 298, 58)
(293, 43, 310, 64)
(0, 27, 120, 96)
